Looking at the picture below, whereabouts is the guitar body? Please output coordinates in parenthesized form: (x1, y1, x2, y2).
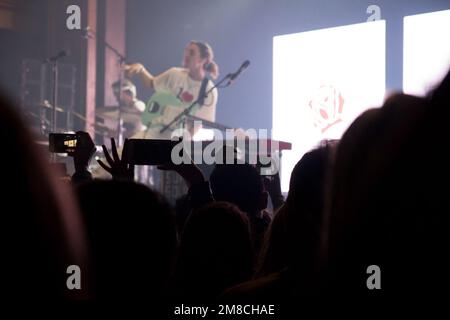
(141, 91, 199, 129)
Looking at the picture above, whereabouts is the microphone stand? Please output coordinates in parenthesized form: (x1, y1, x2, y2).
(51, 59, 59, 135)
(46, 53, 67, 134)
(159, 73, 232, 135)
(45, 52, 66, 162)
(85, 27, 126, 147)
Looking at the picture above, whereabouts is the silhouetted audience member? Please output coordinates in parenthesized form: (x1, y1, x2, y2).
(257, 142, 335, 279)
(221, 143, 335, 303)
(173, 194, 192, 235)
(320, 70, 450, 297)
(76, 180, 177, 300)
(0, 93, 88, 300)
(210, 164, 270, 255)
(262, 170, 285, 211)
(174, 201, 253, 302)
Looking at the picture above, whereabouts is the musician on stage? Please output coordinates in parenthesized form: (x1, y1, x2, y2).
(125, 41, 219, 138)
(111, 78, 146, 138)
(91, 79, 147, 180)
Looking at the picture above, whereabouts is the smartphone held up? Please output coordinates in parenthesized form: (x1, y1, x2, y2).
(48, 133, 78, 154)
(124, 139, 180, 166)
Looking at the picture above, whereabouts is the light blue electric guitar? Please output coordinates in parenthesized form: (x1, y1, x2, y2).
(141, 91, 201, 129)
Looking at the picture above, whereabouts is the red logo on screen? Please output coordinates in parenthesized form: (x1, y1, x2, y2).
(308, 84, 344, 133)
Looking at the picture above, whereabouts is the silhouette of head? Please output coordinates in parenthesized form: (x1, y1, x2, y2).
(76, 180, 176, 300)
(175, 201, 253, 300)
(0, 93, 88, 300)
(210, 163, 267, 216)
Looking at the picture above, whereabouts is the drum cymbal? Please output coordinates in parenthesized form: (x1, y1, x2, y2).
(38, 101, 64, 112)
(96, 105, 120, 113)
(72, 111, 87, 121)
(94, 122, 113, 130)
(95, 108, 141, 123)
(25, 110, 39, 118)
(93, 122, 117, 136)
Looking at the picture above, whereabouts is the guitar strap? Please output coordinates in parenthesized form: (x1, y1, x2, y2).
(197, 76, 209, 107)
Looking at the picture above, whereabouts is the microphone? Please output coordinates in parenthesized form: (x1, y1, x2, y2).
(227, 60, 250, 84)
(45, 50, 68, 63)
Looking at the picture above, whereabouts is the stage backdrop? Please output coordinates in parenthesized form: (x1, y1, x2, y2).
(273, 20, 386, 192)
(403, 9, 450, 97)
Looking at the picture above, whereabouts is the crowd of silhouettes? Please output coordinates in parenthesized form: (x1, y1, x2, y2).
(0, 69, 448, 312)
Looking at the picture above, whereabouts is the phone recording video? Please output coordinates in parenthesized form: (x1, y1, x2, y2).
(125, 139, 180, 165)
(48, 133, 78, 153)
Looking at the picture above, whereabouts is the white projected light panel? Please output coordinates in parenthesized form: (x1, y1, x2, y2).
(403, 9, 450, 96)
(273, 21, 386, 192)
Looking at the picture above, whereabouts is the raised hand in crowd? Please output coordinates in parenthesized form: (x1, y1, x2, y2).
(97, 138, 135, 181)
(262, 171, 284, 211)
(157, 161, 205, 189)
(158, 156, 212, 209)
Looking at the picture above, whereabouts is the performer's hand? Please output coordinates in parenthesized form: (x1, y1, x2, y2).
(124, 63, 145, 77)
(124, 63, 154, 88)
(97, 138, 135, 181)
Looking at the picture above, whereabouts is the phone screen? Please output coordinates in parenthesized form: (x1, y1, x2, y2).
(49, 133, 78, 153)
